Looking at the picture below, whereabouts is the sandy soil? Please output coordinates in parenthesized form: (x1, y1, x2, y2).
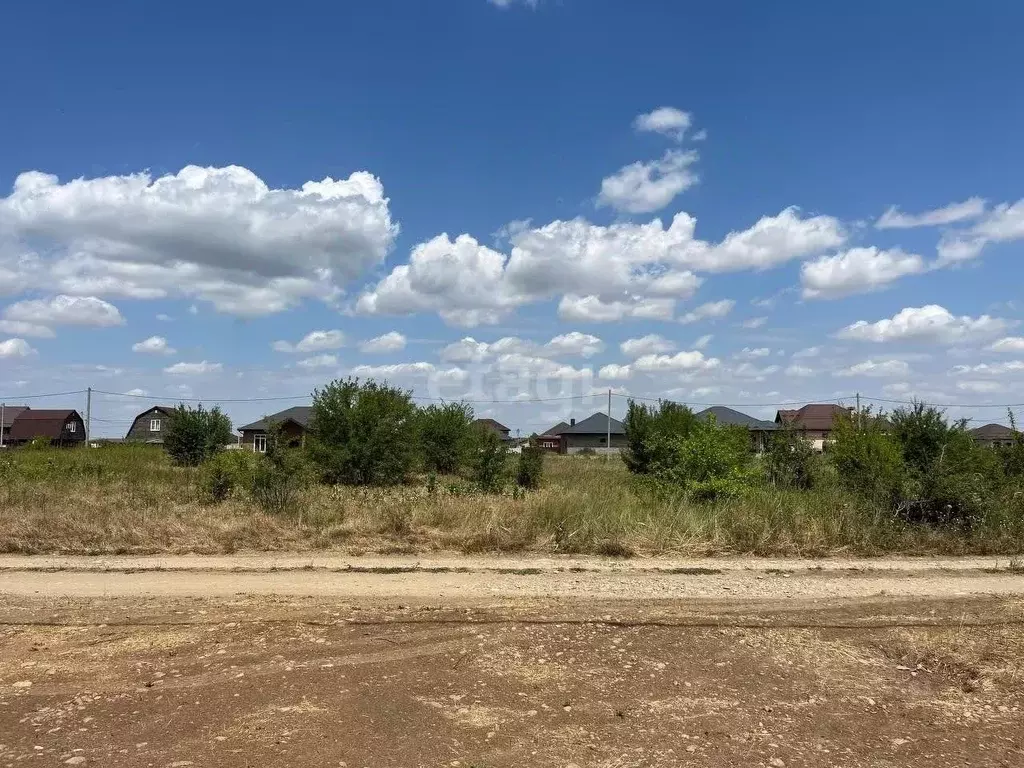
(1, 556, 1022, 767)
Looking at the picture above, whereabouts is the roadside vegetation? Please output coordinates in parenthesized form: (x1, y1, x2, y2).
(0, 381, 1022, 557)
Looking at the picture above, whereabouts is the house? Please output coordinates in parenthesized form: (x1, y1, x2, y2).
(239, 406, 313, 452)
(694, 406, 777, 452)
(537, 421, 570, 452)
(124, 406, 176, 444)
(0, 405, 30, 446)
(474, 418, 511, 440)
(559, 412, 626, 454)
(970, 423, 1019, 448)
(775, 404, 852, 451)
(7, 409, 86, 447)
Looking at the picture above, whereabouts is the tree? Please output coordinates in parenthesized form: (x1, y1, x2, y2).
(764, 423, 816, 490)
(516, 443, 545, 490)
(648, 416, 751, 500)
(306, 378, 417, 486)
(623, 399, 696, 475)
(828, 408, 904, 507)
(471, 424, 509, 492)
(890, 401, 951, 478)
(418, 401, 475, 474)
(164, 404, 233, 467)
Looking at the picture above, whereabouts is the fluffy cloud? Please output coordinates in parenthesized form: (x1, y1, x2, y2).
(955, 380, 1005, 394)
(359, 331, 406, 354)
(545, 332, 604, 358)
(876, 198, 985, 229)
(989, 337, 1024, 353)
(838, 305, 1011, 345)
(558, 295, 675, 322)
(0, 166, 397, 316)
(296, 354, 339, 370)
(785, 364, 815, 377)
(164, 361, 222, 375)
(633, 350, 720, 373)
(272, 330, 345, 354)
(620, 334, 675, 357)
(935, 199, 1024, 265)
(633, 107, 692, 141)
(598, 150, 698, 214)
(679, 299, 734, 325)
(732, 363, 781, 380)
(3, 295, 123, 327)
(835, 359, 911, 377)
(132, 336, 175, 355)
(735, 347, 771, 359)
(800, 247, 925, 299)
(950, 361, 1024, 376)
(598, 364, 633, 380)
(0, 338, 35, 358)
(0, 320, 54, 338)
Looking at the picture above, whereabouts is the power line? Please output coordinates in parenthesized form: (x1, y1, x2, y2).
(615, 392, 854, 408)
(91, 389, 592, 405)
(0, 389, 86, 401)
(862, 395, 1024, 409)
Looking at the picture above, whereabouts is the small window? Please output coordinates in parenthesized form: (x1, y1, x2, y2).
(599, 436, 607, 444)
(150, 419, 161, 432)
(67, 422, 76, 433)
(254, 434, 268, 453)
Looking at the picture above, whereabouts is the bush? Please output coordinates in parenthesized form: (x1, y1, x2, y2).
(307, 378, 418, 486)
(764, 424, 816, 489)
(200, 450, 257, 503)
(418, 401, 475, 473)
(829, 408, 905, 508)
(472, 425, 509, 492)
(516, 446, 545, 490)
(164, 404, 233, 467)
(249, 430, 311, 516)
(648, 416, 751, 501)
(623, 399, 696, 475)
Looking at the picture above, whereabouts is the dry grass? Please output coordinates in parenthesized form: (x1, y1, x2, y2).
(2, 445, 1024, 556)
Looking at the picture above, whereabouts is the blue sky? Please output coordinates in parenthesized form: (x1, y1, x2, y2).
(3, 0, 1024, 436)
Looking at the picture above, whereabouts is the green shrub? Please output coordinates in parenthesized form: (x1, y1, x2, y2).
(648, 416, 751, 501)
(249, 443, 311, 516)
(200, 450, 258, 503)
(472, 426, 509, 492)
(418, 401, 475, 473)
(164, 404, 233, 467)
(307, 378, 418, 486)
(623, 399, 696, 475)
(829, 408, 905, 508)
(764, 424, 816, 489)
(516, 446, 545, 490)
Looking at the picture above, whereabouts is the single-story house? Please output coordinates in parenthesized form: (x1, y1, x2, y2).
(7, 409, 86, 447)
(124, 405, 176, 444)
(1, 405, 29, 446)
(474, 418, 512, 440)
(775, 404, 853, 451)
(239, 406, 313, 452)
(970, 423, 1019, 448)
(559, 412, 626, 454)
(695, 406, 777, 452)
(537, 421, 570, 452)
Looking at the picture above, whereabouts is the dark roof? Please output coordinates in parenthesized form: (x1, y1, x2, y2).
(8, 410, 81, 440)
(1, 405, 29, 429)
(474, 418, 510, 433)
(695, 406, 777, 431)
(239, 406, 313, 432)
(970, 423, 1018, 440)
(776, 404, 850, 431)
(541, 421, 570, 437)
(561, 412, 626, 435)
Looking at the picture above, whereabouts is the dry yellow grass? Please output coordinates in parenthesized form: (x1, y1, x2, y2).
(2, 445, 1024, 556)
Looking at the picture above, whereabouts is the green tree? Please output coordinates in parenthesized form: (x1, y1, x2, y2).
(516, 444, 545, 490)
(764, 423, 816, 489)
(472, 424, 509, 492)
(418, 401, 475, 473)
(164, 404, 233, 467)
(623, 399, 696, 474)
(648, 416, 751, 500)
(829, 408, 904, 507)
(890, 401, 951, 478)
(307, 378, 418, 486)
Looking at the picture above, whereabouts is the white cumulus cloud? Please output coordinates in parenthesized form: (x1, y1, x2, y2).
(0, 338, 36, 358)
(545, 332, 604, 358)
(0, 320, 54, 338)
(598, 150, 699, 214)
(296, 354, 339, 370)
(633, 350, 720, 373)
(621, 334, 675, 357)
(988, 337, 1024, 353)
(164, 361, 222, 375)
(835, 359, 911, 377)
(801, 247, 926, 299)
(558, 295, 675, 323)
(272, 330, 345, 354)
(359, 331, 407, 354)
(838, 305, 1012, 345)
(598, 364, 633, 380)
(132, 336, 175, 355)
(679, 299, 734, 325)
(876, 198, 985, 229)
(3, 295, 123, 327)
(633, 107, 693, 141)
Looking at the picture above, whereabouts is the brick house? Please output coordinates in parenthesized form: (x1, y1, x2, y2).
(970, 423, 1019, 448)
(558, 412, 626, 454)
(238, 406, 312, 452)
(775, 404, 853, 451)
(537, 421, 570, 452)
(124, 406, 176, 444)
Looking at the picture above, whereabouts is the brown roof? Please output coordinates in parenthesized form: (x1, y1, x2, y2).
(970, 423, 1017, 440)
(776, 404, 850, 431)
(474, 418, 510, 433)
(1, 405, 30, 429)
(8, 409, 82, 441)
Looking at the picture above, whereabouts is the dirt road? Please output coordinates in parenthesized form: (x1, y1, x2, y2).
(1, 555, 1022, 767)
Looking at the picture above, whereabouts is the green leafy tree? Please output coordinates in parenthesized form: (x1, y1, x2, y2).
(249, 422, 312, 516)
(623, 399, 696, 475)
(307, 378, 417, 486)
(472, 424, 509, 492)
(764, 423, 816, 490)
(516, 445, 545, 490)
(418, 401, 475, 473)
(829, 408, 905, 507)
(164, 404, 233, 467)
(648, 416, 751, 501)
(890, 401, 952, 478)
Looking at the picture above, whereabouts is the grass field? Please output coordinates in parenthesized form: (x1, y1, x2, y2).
(1, 444, 1023, 556)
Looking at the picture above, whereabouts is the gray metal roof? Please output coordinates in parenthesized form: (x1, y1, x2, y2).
(1, 405, 29, 429)
(560, 412, 626, 435)
(239, 406, 313, 432)
(695, 406, 777, 431)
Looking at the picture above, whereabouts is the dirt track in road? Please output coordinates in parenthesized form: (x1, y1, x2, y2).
(1, 556, 1023, 767)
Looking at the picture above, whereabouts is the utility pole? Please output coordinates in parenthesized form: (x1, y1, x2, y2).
(0, 402, 5, 449)
(856, 392, 861, 428)
(85, 387, 92, 447)
(606, 388, 611, 454)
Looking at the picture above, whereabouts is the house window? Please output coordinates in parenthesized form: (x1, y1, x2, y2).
(67, 422, 76, 433)
(254, 434, 268, 453)
(599, 436, 607, 444)
(150, 419, 161, 432)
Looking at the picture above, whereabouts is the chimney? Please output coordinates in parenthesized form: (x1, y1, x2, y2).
(570, 418, 576, 426)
